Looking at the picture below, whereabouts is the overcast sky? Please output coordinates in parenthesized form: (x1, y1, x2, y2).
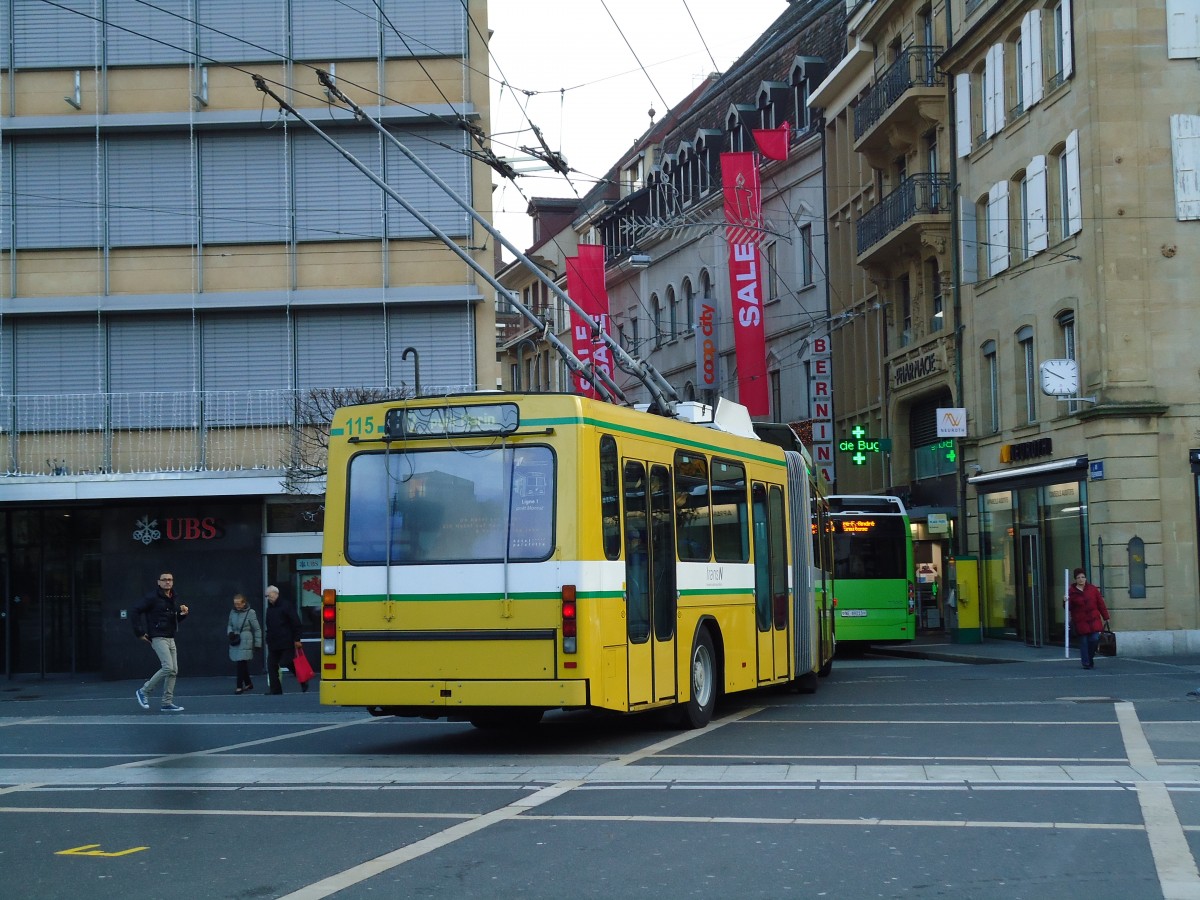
(485, 0, 789, 254)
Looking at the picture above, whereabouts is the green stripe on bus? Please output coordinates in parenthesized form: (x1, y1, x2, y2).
(521, 415, 786, 467)
(335, 590, 624, 602)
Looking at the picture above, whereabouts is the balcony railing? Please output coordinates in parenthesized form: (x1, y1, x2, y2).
(857, 173, 951, 255)
(854, 45, 944, 140)
(0, 386, 467, 478)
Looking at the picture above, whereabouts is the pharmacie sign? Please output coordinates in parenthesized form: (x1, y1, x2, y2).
(890, 350, 942, 388)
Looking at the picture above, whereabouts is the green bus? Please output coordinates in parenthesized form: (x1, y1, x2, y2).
(827, 495, 915, 643)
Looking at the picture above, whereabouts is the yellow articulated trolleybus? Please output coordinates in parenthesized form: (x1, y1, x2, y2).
(319, 392, 835, 729)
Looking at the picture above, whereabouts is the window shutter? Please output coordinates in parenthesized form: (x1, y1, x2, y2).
(1167, 0, 1200, 58)
(1064, 129, 1082, 234)
(1026, 155, 1049, 252)
(13, 139, 102, 249)
(198, 0, 285, 62)
(983, 48, 996, 137)
(1061, 0, 1074, 78)
(202, 311, 292, 425)
(384, 127, 471, 238)
(13, 317, 103, 430)
(295, 309, 387, 390)
(991, 44, 1007, 133)
(1170, 114, 1200, 220)
(293, 0, 377, 60)
(12, 0, 100, 69)
(386, 0, 467, 57)
(387, 305, 476, 394)
(959, 196, 979, 285)
(107, 1, 190, 66)
(292, 130, 383, 242)
(955, 73, 972, 157)
(1022, 10, 1044, 107)
(108, 135, 194, 247)
(108, 315, 200, 429)
(987, 181, 1009, 276)
(200, 133, 289, 245)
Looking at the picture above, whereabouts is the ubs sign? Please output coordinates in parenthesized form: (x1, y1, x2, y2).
(133, 515, 226, 545)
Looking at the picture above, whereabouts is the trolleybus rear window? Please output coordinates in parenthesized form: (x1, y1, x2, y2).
(345, 446, 555, 564)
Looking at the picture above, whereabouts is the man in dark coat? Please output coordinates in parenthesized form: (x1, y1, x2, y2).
(264, 584, 305, 694)
(132, 572, 190, 711)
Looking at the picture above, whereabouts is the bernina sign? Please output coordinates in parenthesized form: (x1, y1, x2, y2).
(891, 350, 942, 388)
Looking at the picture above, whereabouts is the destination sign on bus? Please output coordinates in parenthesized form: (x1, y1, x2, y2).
(833, 518, 877, 534)
(385, 403, 519, 439)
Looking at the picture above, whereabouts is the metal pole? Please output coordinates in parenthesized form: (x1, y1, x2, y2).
(401, 346, 420, 396)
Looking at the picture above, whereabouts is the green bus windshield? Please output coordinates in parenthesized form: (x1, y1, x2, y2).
(831, 515, 909, 580)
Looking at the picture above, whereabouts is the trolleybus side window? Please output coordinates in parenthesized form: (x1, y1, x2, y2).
(650, 464, 677, 642)
(711, 459, 749, 563)
(752, 483, 788, 631)
(600, 435, 621, 560)
(345, 446, 555, 565)
(769, 485, 788, 629)
(673, 450, 712, 562)
(623, 461, 651, 643)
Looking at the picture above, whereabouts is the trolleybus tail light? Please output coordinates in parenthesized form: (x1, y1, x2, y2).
(322, 588, 337, 656)
(561, 585, 577, 654)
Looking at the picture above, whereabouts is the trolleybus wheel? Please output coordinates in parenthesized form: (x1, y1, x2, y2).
(679, 629, 717, 729)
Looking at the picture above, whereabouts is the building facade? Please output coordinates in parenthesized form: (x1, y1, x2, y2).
(0, 0, 496, 677)
(813, 0, 1200, 649)
(811, 0, 959, 627)
(946, 0, 1200, 650)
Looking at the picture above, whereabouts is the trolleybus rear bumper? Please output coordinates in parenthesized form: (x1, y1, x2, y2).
(321, 678, 589, 710)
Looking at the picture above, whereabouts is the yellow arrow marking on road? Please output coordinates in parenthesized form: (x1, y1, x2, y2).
(56, 844, 148, 857)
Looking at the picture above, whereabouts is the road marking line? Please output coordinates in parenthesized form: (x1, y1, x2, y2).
(107, 716, 381, 769)
(0, 805, 471, 820)
(515, 813, 1149, 830)
(1116, 701, 1200, 898)
(276, 714, 757, 899)
(606, 706, 762, 767)
(1136, 783, 1200, 899)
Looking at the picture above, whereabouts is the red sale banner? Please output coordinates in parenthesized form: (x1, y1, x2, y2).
(566, 243, 611, 398)
(719, 152, 769, 416)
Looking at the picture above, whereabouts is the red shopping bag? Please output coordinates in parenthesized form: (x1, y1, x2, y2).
(293, 649, 316, 684)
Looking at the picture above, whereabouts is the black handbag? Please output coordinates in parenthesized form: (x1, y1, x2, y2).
(228, 631, 241, 646)
(1097, 628, 1117, 657)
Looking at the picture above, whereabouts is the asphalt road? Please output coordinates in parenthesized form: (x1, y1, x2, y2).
(1, 650, 1199, 899)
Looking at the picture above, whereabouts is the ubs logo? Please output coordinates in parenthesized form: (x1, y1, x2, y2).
(132, 516, 225, 545)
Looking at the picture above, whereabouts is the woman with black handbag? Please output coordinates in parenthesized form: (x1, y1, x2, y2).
(1067, 568, 1110, 670)
(226, 593, 263, 693)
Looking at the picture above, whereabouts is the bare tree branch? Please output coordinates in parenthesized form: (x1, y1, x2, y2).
(282, 386, 412, 493)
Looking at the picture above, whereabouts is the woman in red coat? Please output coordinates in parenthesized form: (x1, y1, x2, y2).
(1067, 568, 1110, 669)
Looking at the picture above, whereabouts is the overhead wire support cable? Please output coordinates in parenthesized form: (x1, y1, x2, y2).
(250, 73, 623, 405)
(311, 69, 680, 415)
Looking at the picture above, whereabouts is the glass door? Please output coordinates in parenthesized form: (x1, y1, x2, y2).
(1019, 529, 1046, 646)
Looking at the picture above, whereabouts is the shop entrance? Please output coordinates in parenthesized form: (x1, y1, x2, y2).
(1018, 529, 1047, 647)
(3, 509, 103, 677)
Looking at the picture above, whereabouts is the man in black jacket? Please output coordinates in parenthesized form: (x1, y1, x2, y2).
(264, 584, 305, 694)
(132, 573, 189, 712)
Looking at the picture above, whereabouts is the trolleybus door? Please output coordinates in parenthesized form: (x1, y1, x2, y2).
(622, 460, 678, 708)
(753, 482, 791, 682)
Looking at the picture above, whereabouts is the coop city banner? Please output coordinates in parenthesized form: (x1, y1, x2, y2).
(720, 152, 769, 416)
(566, 243, 612, 399)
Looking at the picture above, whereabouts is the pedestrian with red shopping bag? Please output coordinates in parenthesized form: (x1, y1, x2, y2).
(264, 585, 308, 694)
